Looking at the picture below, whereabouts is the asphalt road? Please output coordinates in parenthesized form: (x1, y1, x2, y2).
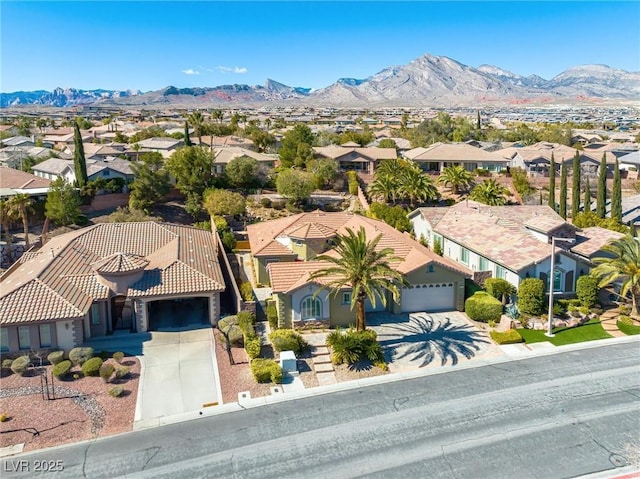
(2, 342, 639, 479)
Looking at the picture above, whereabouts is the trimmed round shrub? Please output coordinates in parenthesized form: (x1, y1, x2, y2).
(484, 278, 516, 304)
(576, 275, 599, 308)
(115, 365, 130, 380)
(112, 352, 125, 364)
(465, 291, 502, 322)
(269, 329, 309, 354)
(10, 356, 30, 376)
(245, 336, 261, 359)
(81, 357, 103, 376)
(53, 360, 72, 379)
(47, 350, 65, 365)
(99, 362, 115, 382)
(250, 358, 283, 384)
(108, 386, 124, 398)
(69, 347, 94, 366)
(490, 329, 524, 344)
(517, 278, 546, 316)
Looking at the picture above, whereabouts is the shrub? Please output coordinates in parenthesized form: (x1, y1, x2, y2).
(2, 359, 13, 375)
(10, 356, 30, 376)
(269, 329, 309, 355)
(267, 303, 278, 330)
(47, 350, 65, 365)
(245, 336, 262, 359)
(250, 358, 283, 383)
(238, 310, 256, 338)
(484, 278, 516, 304)
(326, 328, 385, 366)
(490, 329, 524, 344)
(0, 413, 8, 422)
(347, 171, 359, 195)
(221, 231, 237, 252)
(112, 352, 125, 364)
(217, 316, 244, 346)
(240, 282, 254, 302)
(576, 275, 599, 308)
(99, 362, 115, 382)
(81, 357, 103, 377)
(619, 315, 633, 326)
(108, 386, 124, 398)
(260, 197, 272, 208)
(115, 365, 130, 380)
(433, 237, 443, 256)
(69, 347, 94, 366)
(53, 360, 72, 379)
(517, 278, 545, 316)
(465, 292, 502, 322)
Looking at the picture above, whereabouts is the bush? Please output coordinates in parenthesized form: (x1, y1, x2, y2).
(250, 358, 283, 383)
(240, 282, 254, 302)
(267, 303, 278, 330)
(221, 231, 237, 252)
(260, 197, 272, 208)
(53, 360, 72, 379)
(115, 365, 130, 380)
(465, 292, 502, 322)
(108, 386, 125, 398)
(517, 278, 545, 316)
(217, 316, 244, 346)
(2, 359, 13, 375)
(10, 356, 30, 376)
(47, 350, 65, 365)
(245, 336, 262, 359)
(99, 362, 115, 382)
(81, 357, 103, 377)
(69, 347, 94, 366)
(576, 275, 599, 308)
(326, 328, 385, 366)
(490, 329, 524, 344)
(238, 311, 256, 337)
(347, 171, 359, 195)
(112, 352, 125, 364)
(269, 329, 309, 355)
(484, 278, 516, 304)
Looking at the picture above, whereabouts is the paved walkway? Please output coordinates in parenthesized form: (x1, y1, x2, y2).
(599, 307, 627, 338)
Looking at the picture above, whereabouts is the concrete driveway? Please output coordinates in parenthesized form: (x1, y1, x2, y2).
(135, 327, 221, 424)
(367, 311, 505, 372)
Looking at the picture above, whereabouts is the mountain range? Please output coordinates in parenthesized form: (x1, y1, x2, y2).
(2, 53, 639, 108)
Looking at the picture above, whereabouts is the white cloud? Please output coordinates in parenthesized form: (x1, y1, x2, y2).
(216, 66, 248, 74)
(181, 69, 200, 75)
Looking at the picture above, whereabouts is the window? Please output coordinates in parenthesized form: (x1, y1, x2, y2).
(342, 292, 351, 305)
(553, 270, 562, 292)
(301, 296, 321, 320)
(427, 265, 435, 273)
(479, 257, 489, 271)
(91, 303, 101, 325)
(495, 265, 506, 279)
(18, 326, 30, 350)
(461, 247, 469, 265)
(0, 328, 8, 352)
(39, 324, 52, 348)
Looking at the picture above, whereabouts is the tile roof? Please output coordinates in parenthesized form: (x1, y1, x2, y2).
(0, 223, 225, 325)
(571, 227, 626, 258)
(213, 147, 276, 165)
(313, 146, 397, 161)
(404, 143, 508, 162)
(285, 222, 336, 240)
(0, 167, 51, 190)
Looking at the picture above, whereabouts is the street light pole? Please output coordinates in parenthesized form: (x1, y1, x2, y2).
(545, 236, 575, 338)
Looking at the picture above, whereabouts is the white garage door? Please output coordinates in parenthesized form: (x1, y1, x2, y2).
(401, 283, 455, 313)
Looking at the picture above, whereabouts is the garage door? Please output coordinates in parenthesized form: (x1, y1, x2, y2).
(401, 283, 455, 313)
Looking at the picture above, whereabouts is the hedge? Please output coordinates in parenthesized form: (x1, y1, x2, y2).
(465, 292, 502, 322)
(576, 275, 599, 308)
(517, 278, 546, 316)
(81, 357, 103, 376)
(53, 360, 72, 379)
(490, 329, 524, 344)
(69, 347, 94, 366)
(251, 358, 283, 384)
(47, 350, 65, 365)
(10, 355, 30, 376)
(238, 311, 256, 338)
(269, 329, 309, 354)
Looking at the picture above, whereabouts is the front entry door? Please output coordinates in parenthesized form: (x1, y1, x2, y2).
(111, 295, 132, 330)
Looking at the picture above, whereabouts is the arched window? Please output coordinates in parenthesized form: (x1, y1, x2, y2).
(301, 296, 321, 320)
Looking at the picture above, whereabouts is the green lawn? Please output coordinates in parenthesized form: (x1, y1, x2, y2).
(516, 318, 613, 346)
(617, 320, 640, 336)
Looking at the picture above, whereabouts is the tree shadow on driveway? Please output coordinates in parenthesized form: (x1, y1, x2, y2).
(373, 312, 490, 367)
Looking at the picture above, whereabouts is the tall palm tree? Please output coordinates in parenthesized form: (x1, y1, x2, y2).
(591, 235, 640, 316)
(7, 193, 33, 248)
(187, 111, 204, 145)
(368, 174, 399, 204)
(309, 227, 406, 331)
(470, 179, 510, 206)
(398, 165, 438, 208)
(0, 199, 13, 262)
(437, 165, 474, 195)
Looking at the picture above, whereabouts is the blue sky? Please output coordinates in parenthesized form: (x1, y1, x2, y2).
(2, 1, 639, 93)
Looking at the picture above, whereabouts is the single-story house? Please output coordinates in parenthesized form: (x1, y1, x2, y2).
(0, 167, 51, 200)
(129, 137, 183, 158)
(212, 147, 277, 175)
(247, 211, 471, 329)
(403, 142, 510, 173)
(312, 145, 397, 175)
(0, 222, 226, 353)
(32, 157, 134, 185)
(409, 201, 625, 293)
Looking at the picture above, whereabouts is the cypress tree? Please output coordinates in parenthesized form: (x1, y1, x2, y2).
(571, 150, 581, 219)
(559, 163, 567, 220)
(184, 121, 192, 147)
(476, 110, 481, 130)
(596, 152, 607, 218)
(548, 153, 556, 211)
(583, 177, 591, 213)
(612, 159, 622, 223)
(73, 121, 88, 188)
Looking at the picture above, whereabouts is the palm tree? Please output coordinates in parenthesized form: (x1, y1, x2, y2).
(591, 235, 640, 316)
(398, 165, 439, 208)
(0, 199, 13, 262)
(368, 174, 399, 204)
(437, 165, 474, 195)
(470, 179, 510, 206)
(7, 193, 33, 248)
(308, 227, 406, 331)
(187, 111, 204, 145)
